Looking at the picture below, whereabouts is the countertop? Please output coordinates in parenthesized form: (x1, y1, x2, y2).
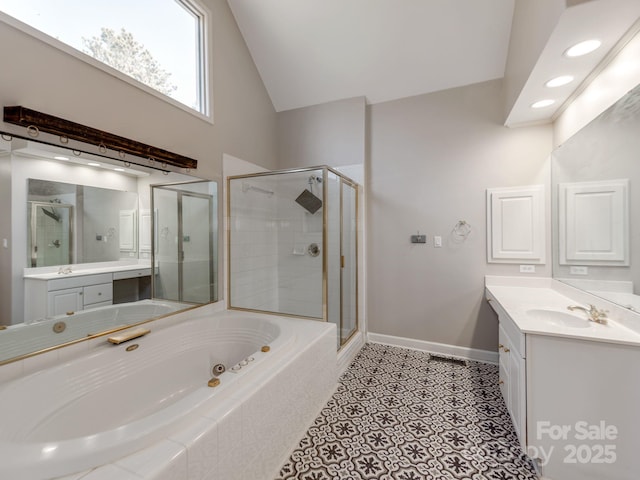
(486, 279, 640, 347)
(24, 263, 152, 280)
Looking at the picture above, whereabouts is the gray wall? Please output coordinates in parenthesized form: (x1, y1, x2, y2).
(277, 97, 366, 169)
(0, 0, 278, 178)
(367, 79, 552, 351)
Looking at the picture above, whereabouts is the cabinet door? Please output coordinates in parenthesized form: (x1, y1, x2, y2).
(498, 324, 510, 404)
(509, 352, 526, 448)
(48, 288, 83, 316)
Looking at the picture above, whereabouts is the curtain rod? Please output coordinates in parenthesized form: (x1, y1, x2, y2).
(3, 105, 197, 170)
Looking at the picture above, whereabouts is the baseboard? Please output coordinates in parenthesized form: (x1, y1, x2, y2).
(367, 332, 498, 364)
(337, 331, 366, 374)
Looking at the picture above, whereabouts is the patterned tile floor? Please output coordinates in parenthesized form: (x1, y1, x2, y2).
(276, 343, 538, 480)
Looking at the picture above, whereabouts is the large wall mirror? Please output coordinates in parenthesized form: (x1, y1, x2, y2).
(0, 136, 219, 363)
(552, 83, 640, 312)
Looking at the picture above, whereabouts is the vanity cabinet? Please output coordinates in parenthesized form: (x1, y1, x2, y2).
(26, 273, 113, 320)
(490, 295, 527, 450)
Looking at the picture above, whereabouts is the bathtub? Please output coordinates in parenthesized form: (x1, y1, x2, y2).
(1, 299, 187, 363)
(0, 305, 337, 480)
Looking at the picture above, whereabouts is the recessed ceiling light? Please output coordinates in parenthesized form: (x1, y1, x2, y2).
(531, 99, 556, 109)
(114, 167, 125, 172)
(88, 162, 101, 167)
(565, 39, 602, 58)
(545, 75, 574, 88)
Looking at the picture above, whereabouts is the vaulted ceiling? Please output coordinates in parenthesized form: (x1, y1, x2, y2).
(228, 0, 640, 125)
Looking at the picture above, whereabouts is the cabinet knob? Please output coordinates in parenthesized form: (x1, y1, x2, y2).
(503, 347, 510, 353)
(499, 379, 504, 385)
(498, 343, 504, 350)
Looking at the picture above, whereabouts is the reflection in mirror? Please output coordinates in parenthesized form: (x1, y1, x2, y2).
(152, 181, 218, 304)
(0, 137, 218, 364)
(552, 83, 640, 312)
(27, 179, 139, 267)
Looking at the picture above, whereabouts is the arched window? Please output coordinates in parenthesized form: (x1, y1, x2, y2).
(0, 0, 209, 118)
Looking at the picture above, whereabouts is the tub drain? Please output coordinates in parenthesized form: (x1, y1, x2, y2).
(212, 363, 226, 376)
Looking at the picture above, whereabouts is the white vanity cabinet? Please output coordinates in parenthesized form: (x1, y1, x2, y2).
(486, 279, 640, 480)
(488, 293, 527, 450)
(26, 273, 113, 320)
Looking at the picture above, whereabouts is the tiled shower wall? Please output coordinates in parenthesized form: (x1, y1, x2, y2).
(229, 172, 324, 318)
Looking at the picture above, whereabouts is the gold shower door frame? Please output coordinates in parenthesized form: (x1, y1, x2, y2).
(227, 165, 359, 349)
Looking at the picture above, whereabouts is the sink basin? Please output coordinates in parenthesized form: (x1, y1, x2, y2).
(526, 309, 591, 329)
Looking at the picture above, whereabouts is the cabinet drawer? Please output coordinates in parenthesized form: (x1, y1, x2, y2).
(113, 269, 151, 280)
(47, 273, 113, 291)
(83, 283, 113, 306)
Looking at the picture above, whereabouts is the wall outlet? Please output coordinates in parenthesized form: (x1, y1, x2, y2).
(570, 266, 589, 275)
(434, 236, 442, 248)
(519, 265, 536, 273)
(410, 234, 426, 244)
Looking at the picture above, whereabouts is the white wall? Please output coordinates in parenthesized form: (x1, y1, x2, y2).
(367, 79, 552, 352)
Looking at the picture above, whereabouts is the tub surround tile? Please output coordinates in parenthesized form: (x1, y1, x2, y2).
(72, 464, 142, 480)
(276, 343, 537, 480)
(115, 439, 187, 480)
(169, 416, 218, 480)
(215, 397, 245, 480)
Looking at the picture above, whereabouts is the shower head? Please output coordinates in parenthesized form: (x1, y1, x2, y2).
(308, 174, 322, 185)
(295, 189, 322, 214)
(41, 207, 61, 223)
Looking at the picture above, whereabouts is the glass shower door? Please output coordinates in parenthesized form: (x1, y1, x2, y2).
(152, 181, 217, 304)
(181, 192, 214, 303)
(341, 180, 358, 345)
(326, 172, 358, 347)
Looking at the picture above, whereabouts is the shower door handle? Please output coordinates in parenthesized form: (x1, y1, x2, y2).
(341, 255, 345, 268)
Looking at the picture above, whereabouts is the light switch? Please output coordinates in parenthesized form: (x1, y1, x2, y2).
(434, 236, 442, 248)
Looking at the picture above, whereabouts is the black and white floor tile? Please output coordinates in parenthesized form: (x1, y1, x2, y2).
(276, 343, 538, 480)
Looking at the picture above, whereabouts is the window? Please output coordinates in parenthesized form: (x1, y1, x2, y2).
(0, 0, 208, 116)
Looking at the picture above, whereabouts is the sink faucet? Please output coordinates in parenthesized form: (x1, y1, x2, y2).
(57, 266, 72, 274)
(567, 304, 608, 324)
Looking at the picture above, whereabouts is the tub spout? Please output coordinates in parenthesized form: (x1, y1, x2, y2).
(107, 327, 150, 344)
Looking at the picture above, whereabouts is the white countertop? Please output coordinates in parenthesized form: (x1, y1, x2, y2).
(486, 278, 640, 347)
(24, 263, 152, 281)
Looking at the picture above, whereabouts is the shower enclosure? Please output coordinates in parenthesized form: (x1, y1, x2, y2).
(228, 166, 358, 348)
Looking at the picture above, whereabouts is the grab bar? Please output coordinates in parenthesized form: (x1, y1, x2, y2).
(107, 327, 150, 345)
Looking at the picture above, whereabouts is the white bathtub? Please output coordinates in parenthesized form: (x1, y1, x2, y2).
(0, 305, 337, 480)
